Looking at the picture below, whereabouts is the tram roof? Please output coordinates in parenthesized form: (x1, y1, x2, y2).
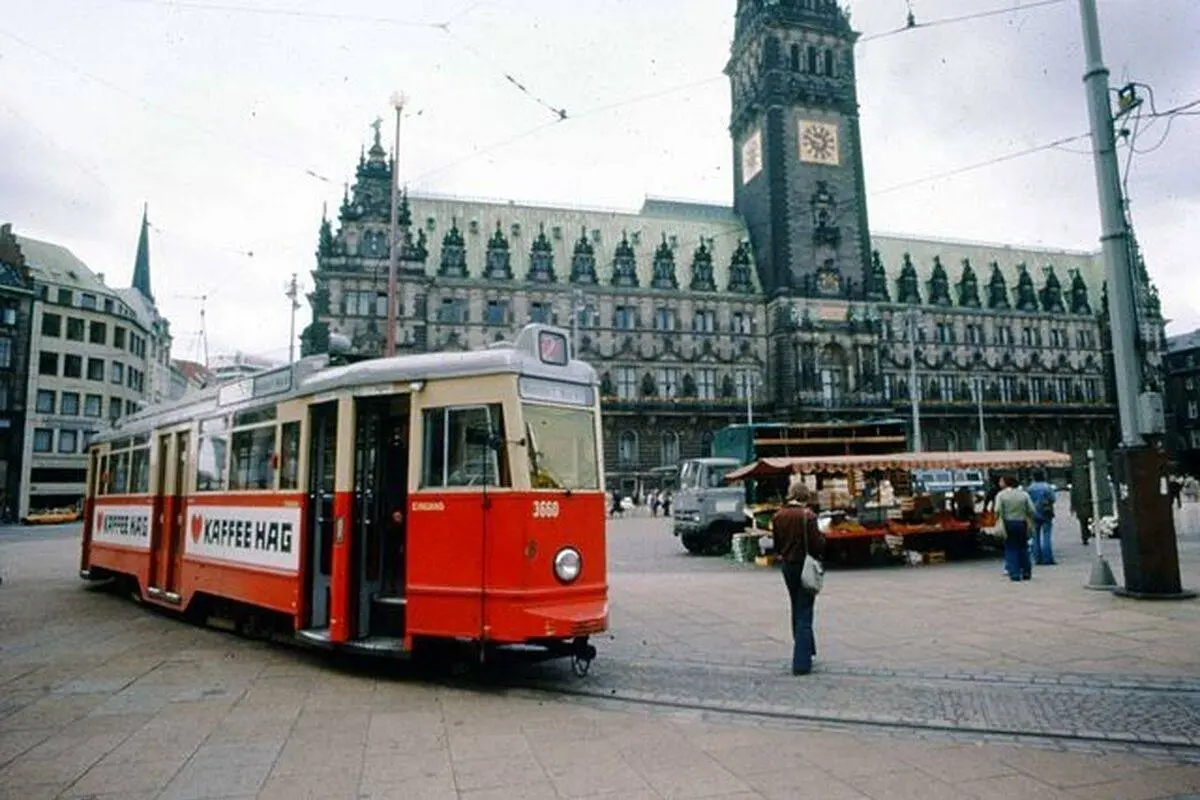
(93, 325, 596, 444)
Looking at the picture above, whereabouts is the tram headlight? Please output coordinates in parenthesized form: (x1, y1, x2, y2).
(553, 547, 582, 583)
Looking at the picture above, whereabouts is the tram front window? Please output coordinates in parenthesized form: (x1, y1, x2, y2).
(523, 404, 599, 490)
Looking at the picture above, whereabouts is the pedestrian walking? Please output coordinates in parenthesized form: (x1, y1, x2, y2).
(995, 474, 1036, 582)
(772, 482, 826, 675)
(1169, 476, 1183, 509)
(662, 491, 672, 516)
(1026, 470, 1057, 565)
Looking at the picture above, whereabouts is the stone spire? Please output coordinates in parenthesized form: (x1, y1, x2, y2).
(132, 203, 153, 301)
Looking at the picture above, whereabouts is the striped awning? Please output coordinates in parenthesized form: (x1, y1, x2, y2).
(724, 450, 1071, 482)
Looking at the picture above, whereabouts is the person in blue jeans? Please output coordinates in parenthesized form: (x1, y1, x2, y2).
(995, 474, 1035, 581)
(1025, 470, 1057, 565)
(773, 482, 826, 675)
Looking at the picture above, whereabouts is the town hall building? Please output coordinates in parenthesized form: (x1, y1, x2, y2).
(302, 0, 1165, 494)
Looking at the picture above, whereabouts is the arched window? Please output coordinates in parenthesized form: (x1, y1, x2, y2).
(618, 431, 638, 467)
(807, 46, 818, 74)
(790, 43, 801, 71)
(824, 48, 835, 77)
(660, 432, 680, 466)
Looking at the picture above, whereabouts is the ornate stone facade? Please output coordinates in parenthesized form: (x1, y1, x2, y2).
(302, 0, 1166, 493)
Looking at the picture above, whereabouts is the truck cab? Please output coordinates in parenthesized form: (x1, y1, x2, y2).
(672, 457, 746, 554)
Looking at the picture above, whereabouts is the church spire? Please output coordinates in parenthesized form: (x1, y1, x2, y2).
(132, 203, 153, 301)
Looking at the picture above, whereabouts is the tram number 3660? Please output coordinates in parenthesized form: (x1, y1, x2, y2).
(532, 500, 560, 519)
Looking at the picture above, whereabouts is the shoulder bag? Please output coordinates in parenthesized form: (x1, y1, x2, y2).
(800, 514, 825, 594)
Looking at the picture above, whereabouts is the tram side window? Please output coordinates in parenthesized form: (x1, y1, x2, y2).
(110, 451, 131, 494)
(129, 443, 151, 493)
(98, 454, 109, 495)
(279, 422, 301, 490)
(230, 425, 277, 490)
(421, 404, 509, 488)
(197, 416, 230, 492)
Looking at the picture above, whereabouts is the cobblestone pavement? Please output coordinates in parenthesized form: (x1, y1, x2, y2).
(2, 517, 1200, 799)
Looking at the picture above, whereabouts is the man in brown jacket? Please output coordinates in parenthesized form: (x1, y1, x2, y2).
(772, 481, 827, 675)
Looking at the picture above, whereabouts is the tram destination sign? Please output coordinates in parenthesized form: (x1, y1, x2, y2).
(186, 505, 302, 572)
(519, 377, 594, 407)
(92, 505, 152, 550)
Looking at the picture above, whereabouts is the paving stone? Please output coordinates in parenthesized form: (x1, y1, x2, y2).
(256, 768, 362, 800)
(358, 775, 459, 799)
(158, 758, 273, 800)
(452, 752, 549, 793)
(61, 755, 186, 796)
(543, 754, 654, 797)
(360, 748, 454, 787)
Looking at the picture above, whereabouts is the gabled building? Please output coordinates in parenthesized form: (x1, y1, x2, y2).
(13, 210, 169, 518)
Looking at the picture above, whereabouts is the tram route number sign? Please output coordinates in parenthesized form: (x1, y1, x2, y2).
(93, 505, 152, 550)
(187, 506, 302, 573)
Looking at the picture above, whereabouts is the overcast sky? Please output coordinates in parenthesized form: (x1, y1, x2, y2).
(2, 0, 1197, 364)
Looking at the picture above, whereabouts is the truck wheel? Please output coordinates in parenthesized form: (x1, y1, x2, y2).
(681, 533, 705, 554)
(705, 524, 733, 556)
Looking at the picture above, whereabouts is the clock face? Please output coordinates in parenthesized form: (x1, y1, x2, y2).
(741, 129, 763, 184)
(798, 120, 839, 165)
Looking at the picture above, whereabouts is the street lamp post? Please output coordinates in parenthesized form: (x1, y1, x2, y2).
(385, 91, 406, 358)
(901, 309, 922, 452)
(743, 369, 754, 427)
(975, 376, 987, 451)
(569, 288, 584, 358)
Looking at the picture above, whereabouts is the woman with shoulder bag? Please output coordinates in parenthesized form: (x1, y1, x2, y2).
(772, 481, 827, 675)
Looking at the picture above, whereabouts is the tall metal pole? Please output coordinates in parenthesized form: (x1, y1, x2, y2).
(744, 369, 753, 426)
(1088, 449, 1104, 558)
(906, 310, 922, 452)
(386, 93, 405, 358)
(1078, 0, 1141, 448)
(570, 288, 582, 358)
(285, 273, 300, 364)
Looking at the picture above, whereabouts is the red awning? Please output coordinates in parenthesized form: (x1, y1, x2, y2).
(724, 450, 1072, 482)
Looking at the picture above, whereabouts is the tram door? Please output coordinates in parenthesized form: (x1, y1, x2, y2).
(148, 431, 188, 602)
(305, 403, 338, 630)
(352, 395, 410, 638)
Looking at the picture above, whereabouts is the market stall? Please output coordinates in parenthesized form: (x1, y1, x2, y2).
(726, 450, 1071, 563)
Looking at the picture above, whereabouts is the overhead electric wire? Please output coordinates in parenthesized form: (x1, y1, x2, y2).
(439, 27, 567, 121)
(410, 74, 724, 186)
(860, 0, 1069, 43)
(871, 132, 1091, 196)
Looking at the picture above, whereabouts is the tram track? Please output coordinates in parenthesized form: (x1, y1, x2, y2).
(484, 654, 1200, 763)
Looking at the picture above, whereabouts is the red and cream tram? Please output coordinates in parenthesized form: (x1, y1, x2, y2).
(79, 324, 607, 664)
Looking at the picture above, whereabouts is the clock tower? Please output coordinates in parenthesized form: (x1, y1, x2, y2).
(727, 0, 875, 300)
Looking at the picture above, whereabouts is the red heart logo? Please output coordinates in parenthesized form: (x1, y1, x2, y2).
(190, 514, 202, 543)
